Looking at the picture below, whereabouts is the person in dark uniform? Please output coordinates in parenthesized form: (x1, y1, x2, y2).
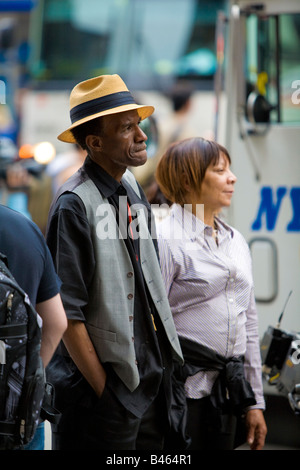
(0, 204, 67, 449)
(46, 74, 184, 450)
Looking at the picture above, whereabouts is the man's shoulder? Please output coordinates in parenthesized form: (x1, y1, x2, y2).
(54, 166, 88, 199)
(49, 168, 89, 216)
(0, 204, 42, 238)
(0, 203, 29, 221)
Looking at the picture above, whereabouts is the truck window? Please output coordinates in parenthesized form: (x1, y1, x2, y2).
(245, 13, 300, 124)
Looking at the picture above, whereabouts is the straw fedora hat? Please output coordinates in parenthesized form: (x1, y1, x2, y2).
(58, 74, 155, 143)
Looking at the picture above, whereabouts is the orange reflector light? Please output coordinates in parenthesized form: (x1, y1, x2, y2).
(19, 144, 34, 159)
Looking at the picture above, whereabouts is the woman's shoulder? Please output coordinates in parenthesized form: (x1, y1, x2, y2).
(156, 208, 186, 243)
(217, 217, 247, 242)
(231, 226, 249, 246)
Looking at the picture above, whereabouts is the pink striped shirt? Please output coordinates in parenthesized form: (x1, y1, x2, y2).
(157, 203, 265, 409)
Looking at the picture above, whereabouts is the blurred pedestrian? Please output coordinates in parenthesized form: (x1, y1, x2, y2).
(134, 82, 198, 194)
(156, 137, 267, 450)
(157, 81, 196, 156)
(0, 204, 67, 449)
(46, 144, 86, 195)
(46, 74, 184, 450)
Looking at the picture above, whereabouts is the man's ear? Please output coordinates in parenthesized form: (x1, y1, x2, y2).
(85, 134, 102, 151)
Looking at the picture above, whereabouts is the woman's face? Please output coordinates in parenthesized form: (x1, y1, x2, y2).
(199, 152, 237, 214)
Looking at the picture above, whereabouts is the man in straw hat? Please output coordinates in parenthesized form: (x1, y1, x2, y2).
(46, 74, 184, 450)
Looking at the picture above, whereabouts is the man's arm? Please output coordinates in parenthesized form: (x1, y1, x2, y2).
(36, 293, 68, 367)
(62, 319, 107, 397)
(46, 195, 105, 395)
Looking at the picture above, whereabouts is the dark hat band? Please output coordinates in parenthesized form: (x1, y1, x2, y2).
(70, 91, 136, 124)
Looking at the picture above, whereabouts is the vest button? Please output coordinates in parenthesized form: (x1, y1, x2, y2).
(127, 293, 133, 300)
(129, 315, 133, 322)
(127, 271, 133, 278)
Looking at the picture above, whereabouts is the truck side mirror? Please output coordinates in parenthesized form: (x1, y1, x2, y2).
(246, 91, 273, 124)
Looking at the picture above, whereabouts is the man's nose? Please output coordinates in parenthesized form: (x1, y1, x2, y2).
(136, 125, 148, 141)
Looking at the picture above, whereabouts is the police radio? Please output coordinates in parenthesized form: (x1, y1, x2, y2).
(260, 291, 300, 414)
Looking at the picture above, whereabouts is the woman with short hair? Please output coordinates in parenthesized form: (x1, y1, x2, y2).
(155, 137, 267, 450)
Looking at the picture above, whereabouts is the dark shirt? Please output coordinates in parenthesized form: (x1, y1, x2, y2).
(46, 156, 173, 418)
(0, 204, 60, 305)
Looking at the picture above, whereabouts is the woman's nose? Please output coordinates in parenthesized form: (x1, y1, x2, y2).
(228, 170, 237, 183)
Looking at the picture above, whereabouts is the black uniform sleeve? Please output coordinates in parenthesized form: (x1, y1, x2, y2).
(46, 192, 95, 321)
(35, 243, 62, 304)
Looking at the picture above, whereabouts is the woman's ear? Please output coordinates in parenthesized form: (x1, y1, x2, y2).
(85, 134, 102, 151)
(182, 173, 191, 193)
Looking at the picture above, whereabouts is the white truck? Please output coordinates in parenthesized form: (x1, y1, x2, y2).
(219, 0, 300, 447)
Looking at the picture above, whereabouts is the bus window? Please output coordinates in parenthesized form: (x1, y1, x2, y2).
(245, 13, 300, 125)
(29, 0, 226, 90)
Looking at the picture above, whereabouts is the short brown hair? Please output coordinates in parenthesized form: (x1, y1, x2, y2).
(155, 137, 231, 205)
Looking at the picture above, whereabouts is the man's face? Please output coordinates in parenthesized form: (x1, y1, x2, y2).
(93, 109, 148, 177)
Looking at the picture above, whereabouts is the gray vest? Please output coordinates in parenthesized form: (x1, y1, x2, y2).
(72, 170, 183, 391)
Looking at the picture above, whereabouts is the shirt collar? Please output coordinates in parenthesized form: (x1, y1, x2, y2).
(84, 155, 125, 198)
(83, 155, 146, 208)
(171, 203, 234, 241)
(214, 216, 234, 239)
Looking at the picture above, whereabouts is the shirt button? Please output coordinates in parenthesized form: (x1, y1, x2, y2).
(229, 298, 234, 303)
(127, 293, 133, 300)
(127, 272, 133, 278)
